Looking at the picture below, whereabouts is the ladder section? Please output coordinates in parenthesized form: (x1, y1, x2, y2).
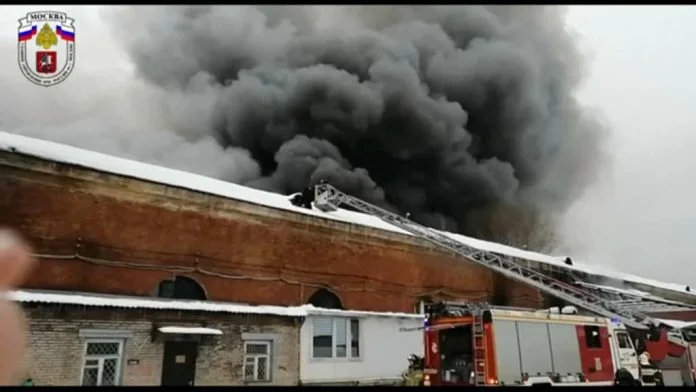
(574, 281, 696, 314)
(313, 183, 655, 331)
(472, 312, 487, 385)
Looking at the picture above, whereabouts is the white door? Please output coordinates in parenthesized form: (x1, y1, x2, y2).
(615, 331, 640, 380)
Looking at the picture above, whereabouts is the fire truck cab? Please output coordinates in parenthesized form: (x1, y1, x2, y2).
(421, 302, 680, 387)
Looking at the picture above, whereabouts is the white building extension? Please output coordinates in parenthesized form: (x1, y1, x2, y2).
(299, 307, 424, 385)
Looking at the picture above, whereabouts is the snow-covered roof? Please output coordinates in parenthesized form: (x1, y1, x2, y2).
(574, 282, 696, 313)
(5, 289, 307, 317)
(158, 326, 223, 335)
(304, 306, 423, 320)
(655, 318, 696, 330)
(0, 131, 691, 300)
(3, 289, 424, 320)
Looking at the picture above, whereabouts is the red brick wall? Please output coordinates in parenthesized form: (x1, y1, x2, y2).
(0, 152, 543, 312)
(647, 310, 696, 322)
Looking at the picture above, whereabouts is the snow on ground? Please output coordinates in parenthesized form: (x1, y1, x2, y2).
(0, 131, 691, 298)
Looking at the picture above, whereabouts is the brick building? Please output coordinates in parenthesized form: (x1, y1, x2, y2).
(0, 132, 542, 386)
(10, 290, 303, 386)
(3, 132, 696, 386)
(0, 133, 542, 312)
(2, 131, 696, 313)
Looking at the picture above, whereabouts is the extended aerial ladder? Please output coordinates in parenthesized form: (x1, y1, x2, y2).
(311, 183, 665, 332)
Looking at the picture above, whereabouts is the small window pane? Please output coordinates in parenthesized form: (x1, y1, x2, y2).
(350, 319, 360, 358)
(101, 358, 118, 386)
(246, 343, 268, 355)
(87, 342, 120, 356)
(335, 320, 347, 358)
(258, 357, 269, 380)
(313, 318, 333, 335)
(84, 359, 99, 367)
(313, 318, 333, 358)
(617, 333, 632, 349)
(584, 326, 602, 349)
(82, 367, 98, 386)
(244, 363, 255, 379)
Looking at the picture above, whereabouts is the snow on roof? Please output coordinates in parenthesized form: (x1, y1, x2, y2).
(158, 326, 223, 335)
(4, 289, 424, 320)
(0, 131, 410, 236)
(302, 305, 424, 320)
(4, 289, 306, 317)
(0, 131, 691, 299)
(655, 318, 696, 330)
(575, 282, 696, 309)
(576, 282, 653, 298)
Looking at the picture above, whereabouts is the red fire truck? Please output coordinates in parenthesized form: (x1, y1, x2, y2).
(310, 184, 690, 386)
(419, 302, 687, 387)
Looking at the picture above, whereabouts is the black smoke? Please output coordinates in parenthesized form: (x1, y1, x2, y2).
(107, 5, 607, 235)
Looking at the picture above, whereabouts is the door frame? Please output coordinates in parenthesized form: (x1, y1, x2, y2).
(161, 340, 199, 386)
(613, 330, 640, 380)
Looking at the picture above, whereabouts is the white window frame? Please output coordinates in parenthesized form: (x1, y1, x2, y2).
(311, 317, 361, 360)
(243, 340, 272, 382)
(616, 331, 633, 349)
(79, 339, 124, 386)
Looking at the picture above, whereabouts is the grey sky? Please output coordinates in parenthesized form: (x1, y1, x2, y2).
(1, 6, 694, 285)
(562, 6, 696, 284)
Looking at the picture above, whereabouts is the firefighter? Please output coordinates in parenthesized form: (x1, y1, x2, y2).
(402, 354, 425, 386)
(289, 193, 303, 207)
(638, 348, 664, 386)
(300, 186, 314, 209)
(639, 349, 651, 367)
(289, 186, 315, 209)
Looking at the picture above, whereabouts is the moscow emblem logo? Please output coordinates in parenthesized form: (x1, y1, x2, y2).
(17, 11, 76, 87)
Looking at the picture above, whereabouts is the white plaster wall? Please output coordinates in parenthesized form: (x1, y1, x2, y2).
(299, 314, 424, 384)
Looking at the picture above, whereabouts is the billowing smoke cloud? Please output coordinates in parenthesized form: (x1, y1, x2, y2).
(3, 5, 608, 239)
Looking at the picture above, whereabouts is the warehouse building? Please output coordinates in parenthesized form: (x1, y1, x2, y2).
(2, 131, 695, 314)
(0, 132, 539, 313)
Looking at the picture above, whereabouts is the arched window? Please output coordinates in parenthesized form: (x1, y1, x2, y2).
(156, 276, 207, 301)
(307, 288, 343, 310)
